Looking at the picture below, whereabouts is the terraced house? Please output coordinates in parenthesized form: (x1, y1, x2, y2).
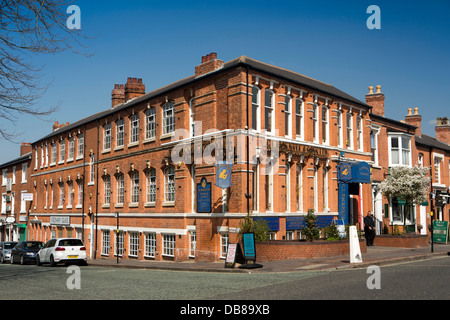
(1, 54, 380, 262)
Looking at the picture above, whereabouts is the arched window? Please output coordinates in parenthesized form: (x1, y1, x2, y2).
(130, 171, 139, 204)
(164, 166, 175, 202)
(146, 168, 156, 203)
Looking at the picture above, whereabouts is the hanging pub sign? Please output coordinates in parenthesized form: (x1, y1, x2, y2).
(197, 177, 211, 213)
(215, 161, 233, 189)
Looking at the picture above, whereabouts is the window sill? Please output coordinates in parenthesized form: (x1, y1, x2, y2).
(127, 142, 139, 148)
(143, 137, 156, 144)
(162, 201, 175, 207)
(160, 132, 174, 140)
(129, 203, 139, 208)
(115, 203, 123, 208)
(144, 202, 156, 207)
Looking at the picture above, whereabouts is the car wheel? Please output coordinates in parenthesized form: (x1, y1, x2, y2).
(10, 255, 14, 264)
(36, 255, 41, 266)
(0, 255, 4, 264)
(50, 255, 56, 267)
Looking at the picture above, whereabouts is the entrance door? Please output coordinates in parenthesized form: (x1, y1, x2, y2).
(420, 206, 427, 235)
(18, 226, 26, 241)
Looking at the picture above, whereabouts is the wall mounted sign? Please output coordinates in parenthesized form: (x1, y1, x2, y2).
(197, 177, 211, 213)
(215, 161, 233, 189)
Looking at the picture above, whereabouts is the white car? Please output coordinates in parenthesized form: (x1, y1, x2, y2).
(36, 238, 87, 266)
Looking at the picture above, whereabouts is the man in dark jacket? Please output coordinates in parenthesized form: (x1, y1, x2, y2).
(364, 211, 376, 246)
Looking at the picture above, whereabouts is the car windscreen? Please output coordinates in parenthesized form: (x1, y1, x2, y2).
(4, 243, 17, 249)
(59, 239, 84, 247)
(25, 242, 43, 249)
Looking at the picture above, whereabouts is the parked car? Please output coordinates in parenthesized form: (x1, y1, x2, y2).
(0, 241, 18, 263)
(10, 241, 44, 265)
(36, 238, 87, 267)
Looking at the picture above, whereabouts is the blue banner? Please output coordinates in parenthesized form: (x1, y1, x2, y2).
(215, 162, 233, 189)
(197, 177, 211, 213)
(338, 183, 349, 225)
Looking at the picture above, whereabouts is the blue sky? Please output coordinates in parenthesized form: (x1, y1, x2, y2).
(1, 0, 449, 163)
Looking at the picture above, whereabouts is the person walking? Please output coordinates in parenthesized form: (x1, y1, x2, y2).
(364, 211, 376, 246)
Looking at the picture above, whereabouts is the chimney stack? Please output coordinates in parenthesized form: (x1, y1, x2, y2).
(404, 107, 422, 136)
(52, 121, 70, 132)
(366, 85, 385, 117)
(111, 84, 125, 108)
(195, 52, 224, 78)
(124, 77, 145, 102)
(20, 143, 32, 156)
(435, 117, 450, 145)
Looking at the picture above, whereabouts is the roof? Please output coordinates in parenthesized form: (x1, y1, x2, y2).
(370, 113, 417, 131)
(0, 152, 31, 170)
(415, 134, 450, 152)
(33, 55, 370, 144)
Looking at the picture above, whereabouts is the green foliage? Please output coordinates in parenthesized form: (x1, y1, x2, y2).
(303, 209, 320, 242)
(239, 216, 270, 241)
(324, 223, 341, 241)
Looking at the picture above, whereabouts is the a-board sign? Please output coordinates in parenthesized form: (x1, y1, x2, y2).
(433, 221, 449, 244)
(242, 233, 256, 261)
(225, 243, 238, 268)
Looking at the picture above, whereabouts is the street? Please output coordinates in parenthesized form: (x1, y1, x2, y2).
(0, 256, 449, 302)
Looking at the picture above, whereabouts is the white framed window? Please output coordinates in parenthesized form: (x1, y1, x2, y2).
(67, 181, 74, 207)
(163, 234, 175, 257)
(264, 89, 274, 134)
(129, 232, 139, 257)
(103, 175, 111, 205)
(51, 142, 57, 164)
(12, 166, 15, 185)
(295, 98, 303, 140)
(20, 190, 27, 213)
(89, 155, 95, 184)
(370, 127, 380, 165)
(77, 179, 83, 207)
(252, 162, 259, 213)
(357, 115, 363, 151)
(145, 108, 156, 140)
(163, 101, 175, 135)
(164, 165, 175, 203)
(59, 140, 65, 162)
(312, 103, 319, 143)
(145, 233, 156, 257)
(285, 95, 292, 138)
(103, 123, 111, 151)
(115, 231, 124, 257)
(296, 163, 303, 212)
(21, 164, 27, 183)
(130, 171, 139, 204)
(77, 134, 84, 158)
(189, 230, 196, 258)
(389, 134, 411, 167)
(251, 86, 260, 131)
(130, 114, 140, 144)
(322, 106, 328, 145)
(146, 168, 156, 204)
(34, 147, 38, 169)
(1, 193, 6, 214)
(58, 183, 64, 208)
(313, 166, 318, 212)
(346, 112, 353, 149)
(101, 230, 110, 256)
(323, 167, 328, 211)
(418, 153, 424, 167)
(337, 110, 343, 147)
(285, 163, 290, 212)
(116, 119, 124, 148)
(116, 174, 124, 204)
(220, 232, 229, 259)
(265, 165, 273, 212)
(2, 169, 6, 186)
(68, 136, 74, 161)
(189, 98, 196, 137)
(433, 154, 444, 185)
(41, 145, 45, 167)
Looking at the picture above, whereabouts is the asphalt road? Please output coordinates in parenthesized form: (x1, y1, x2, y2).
(1, 256, 449, 303)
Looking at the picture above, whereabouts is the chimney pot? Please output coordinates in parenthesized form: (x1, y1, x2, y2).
(202, 56, 207, 63)
(414, 107, 419, 115)
(195, 52, 224, 78)
(368, 86, 374, 94)
(376, 85, 381, 94)
(366, 84, 385, 117)
(210, 52, 217, 60)
(407, 108, 412, 116)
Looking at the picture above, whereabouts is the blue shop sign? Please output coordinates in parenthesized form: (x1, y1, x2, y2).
(286, 217, 305, 230)
(254, 217, 279, 231)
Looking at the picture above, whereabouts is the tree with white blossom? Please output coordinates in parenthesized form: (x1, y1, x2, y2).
(380, 165, 430, 228)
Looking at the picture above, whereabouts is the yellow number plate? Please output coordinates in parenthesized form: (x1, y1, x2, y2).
(67, 255, 78, 259)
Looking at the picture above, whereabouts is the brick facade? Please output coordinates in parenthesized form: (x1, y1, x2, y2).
(3, 54, 447, 262)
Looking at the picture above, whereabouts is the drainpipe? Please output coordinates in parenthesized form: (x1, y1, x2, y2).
(246, 66, 250, 217)
(94, 119, 100, 259)
(82, 125, 86, 246)
(429, 146, 434, 253)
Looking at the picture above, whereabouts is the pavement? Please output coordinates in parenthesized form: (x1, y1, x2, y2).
(87, 243, 450, 273)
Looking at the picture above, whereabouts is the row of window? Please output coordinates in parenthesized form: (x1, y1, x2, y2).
(100, 230, 229, 259)
(34, 102, 176, 170)
(251, 86, 364, 150)
(2, 164, 28, 187)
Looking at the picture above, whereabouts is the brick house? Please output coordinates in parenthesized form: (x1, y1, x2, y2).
(2, 54, 376, 262)
(0, 143, 32, 242)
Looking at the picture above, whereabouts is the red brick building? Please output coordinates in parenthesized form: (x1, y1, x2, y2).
(368, 85, 450, 236)
(1, 54, 378, 261)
